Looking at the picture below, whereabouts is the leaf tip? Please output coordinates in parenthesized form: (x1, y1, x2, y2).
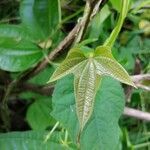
(47, 76, 56, 84)
(125, 78, 137, 89)
(131, 82, 137, 89)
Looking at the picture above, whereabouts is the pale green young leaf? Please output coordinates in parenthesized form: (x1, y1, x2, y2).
(48, 48, 86, 82)
(49, 58, 85, 82)
(74, 60, 100, 131)
(94, 56, 135, 87)
(95, 45, 113, 58)
(66, 47, 86, 59)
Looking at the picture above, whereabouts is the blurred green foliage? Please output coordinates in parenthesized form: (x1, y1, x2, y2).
(0, 0, 149, 149)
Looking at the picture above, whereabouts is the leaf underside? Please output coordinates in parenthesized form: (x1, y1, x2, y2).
(49, 46, 134, 131)
(94, 57, 134, 87)
(74, 60, 100, 131)
(49, 48, 86, 82)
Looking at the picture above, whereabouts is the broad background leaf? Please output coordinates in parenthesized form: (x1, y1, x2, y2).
(20, 67, 55, 130)
(20, 0, 61, 41)
(0, 1, 63, 72)
(51, 75, 125, 150)
(0, 37, 43, 72)
(26, 96, 55, 130)
(0, 24, 33, 41)
(0, 131, 70, 150)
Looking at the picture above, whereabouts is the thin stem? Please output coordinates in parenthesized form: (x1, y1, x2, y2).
(104, 0, 130, 48)
(132, 74, 150, 82)
(74, 0, 103, 43)
(0, 17, 20, 23)
(133, 142, 150, 149)
(124, 107, 150, 121)
(131, 0, 150, 14)
(61, 7, 84, 24)
(44, 121, 59, 142)
(74, 1, 92, 43)
(132, 74, 150, 91)
(64, 130, 69, 144)
(2, 80, 17, 106)
(17, 83, 54, 96)
(140, 92, 150, 149)
(0, 79, 17, 131)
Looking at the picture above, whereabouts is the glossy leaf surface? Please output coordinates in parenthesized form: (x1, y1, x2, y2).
(20, 0, 61, 40)
(0, 24, 32, 40)
(0, 37, 43, 72)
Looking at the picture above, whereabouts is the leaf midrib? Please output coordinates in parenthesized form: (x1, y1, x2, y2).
(0, 48, 42, 56)
(77, 59, 96, 128)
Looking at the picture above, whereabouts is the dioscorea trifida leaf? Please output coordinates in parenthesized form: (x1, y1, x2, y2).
(48, 0, 135, 132)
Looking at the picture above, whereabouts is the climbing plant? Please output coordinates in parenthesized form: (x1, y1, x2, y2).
(0, 0, 150, 149)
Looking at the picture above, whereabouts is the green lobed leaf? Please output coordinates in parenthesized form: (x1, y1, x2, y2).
(20, 0, 61, 41)
(49, 46, 135, 131)
(0, 37, 43, 72)
(0, 131, 69, 150)
(51, 75, 125, 149)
